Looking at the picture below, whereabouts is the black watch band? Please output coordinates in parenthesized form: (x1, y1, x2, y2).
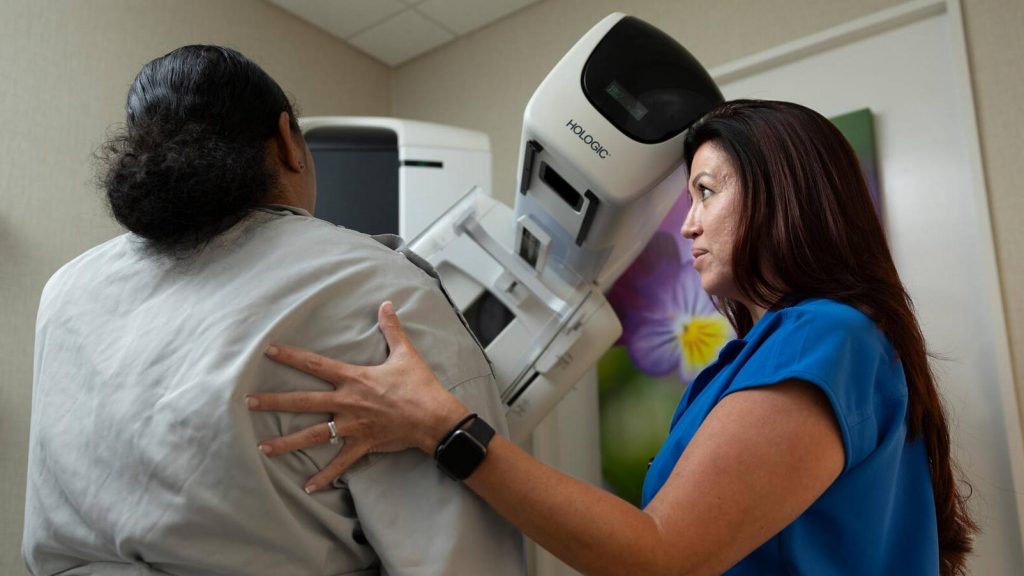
(434, 414, 495, 481)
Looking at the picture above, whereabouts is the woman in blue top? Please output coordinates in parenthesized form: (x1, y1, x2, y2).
(248, 100, 977, 574)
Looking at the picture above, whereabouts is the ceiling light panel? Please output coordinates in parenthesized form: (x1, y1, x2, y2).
(267, 0, 406, 39)
(347, 9, 455, 66)
(416, 0, 540, 35)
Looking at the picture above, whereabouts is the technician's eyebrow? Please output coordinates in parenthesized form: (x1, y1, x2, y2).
(689, 170, 712, 190)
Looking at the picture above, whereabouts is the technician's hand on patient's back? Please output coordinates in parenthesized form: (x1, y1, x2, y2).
(249, 300, 471, 491)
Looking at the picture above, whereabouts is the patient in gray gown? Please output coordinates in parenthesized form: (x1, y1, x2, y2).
(23, 44, 523, 576)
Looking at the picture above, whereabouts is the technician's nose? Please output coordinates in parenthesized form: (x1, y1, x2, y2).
(681, 202, 701, 240)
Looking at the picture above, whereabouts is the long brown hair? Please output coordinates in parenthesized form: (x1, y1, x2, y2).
(683, 99, 977, 575)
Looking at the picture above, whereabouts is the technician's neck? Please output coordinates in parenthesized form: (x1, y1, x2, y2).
(737, 298, 769, 325)
(750, 305, 768, 324)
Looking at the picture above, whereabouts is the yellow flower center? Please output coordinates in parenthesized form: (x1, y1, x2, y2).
(679, 315, 732, 374)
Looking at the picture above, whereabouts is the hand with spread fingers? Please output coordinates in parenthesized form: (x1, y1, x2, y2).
(246, 301, 471, 493)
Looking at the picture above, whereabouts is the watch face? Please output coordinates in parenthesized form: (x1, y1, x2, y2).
(437, 430, 487, 480)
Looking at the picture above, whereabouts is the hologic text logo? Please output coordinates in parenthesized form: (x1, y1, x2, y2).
(566, 119, 610, 159)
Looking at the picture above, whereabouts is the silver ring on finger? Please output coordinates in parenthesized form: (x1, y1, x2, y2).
(327, 420, 340, 445)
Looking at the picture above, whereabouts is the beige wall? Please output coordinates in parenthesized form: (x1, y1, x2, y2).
(961, 0, 1024, 423)
(0, 0, 389, 572)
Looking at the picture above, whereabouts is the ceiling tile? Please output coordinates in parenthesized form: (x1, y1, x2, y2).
(267, 0, 406, 39)
(416, 0, 541, 35)
(348, 10, 455, 66)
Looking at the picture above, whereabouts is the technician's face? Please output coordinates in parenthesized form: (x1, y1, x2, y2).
(681, 141, 742, 300)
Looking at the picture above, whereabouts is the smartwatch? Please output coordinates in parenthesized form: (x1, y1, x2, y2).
(434, 413, 495, 481)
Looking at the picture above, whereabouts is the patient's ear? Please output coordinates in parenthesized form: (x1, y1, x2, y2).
(273, 111, 304, 173)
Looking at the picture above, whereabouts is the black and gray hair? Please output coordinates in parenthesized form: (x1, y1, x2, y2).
(99, 45, 299, 254)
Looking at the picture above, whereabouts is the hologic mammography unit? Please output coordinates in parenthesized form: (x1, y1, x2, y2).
(303, 13, 722, 442)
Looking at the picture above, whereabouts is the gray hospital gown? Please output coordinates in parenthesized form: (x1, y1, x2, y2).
(23, 206, 525, 575)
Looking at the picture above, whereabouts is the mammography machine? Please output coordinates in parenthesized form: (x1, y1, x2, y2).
(305, 13, 722, 442)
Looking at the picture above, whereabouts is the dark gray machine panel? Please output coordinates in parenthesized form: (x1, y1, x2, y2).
(305, 125, 399, 235)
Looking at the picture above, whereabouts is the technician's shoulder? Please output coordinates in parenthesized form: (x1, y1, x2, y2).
(736, 298, 897, 393)
(773, 298, 884, 345)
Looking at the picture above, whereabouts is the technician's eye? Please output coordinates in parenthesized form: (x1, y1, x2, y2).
(698, 184, 714, 201)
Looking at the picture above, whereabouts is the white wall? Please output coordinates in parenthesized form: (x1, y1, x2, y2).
(0, 1, 390, 572)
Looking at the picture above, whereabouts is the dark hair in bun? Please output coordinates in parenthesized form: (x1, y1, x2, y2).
(99, 45, 299, 254)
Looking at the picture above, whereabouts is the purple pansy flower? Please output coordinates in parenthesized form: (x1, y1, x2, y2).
(607, 191, 733, 384)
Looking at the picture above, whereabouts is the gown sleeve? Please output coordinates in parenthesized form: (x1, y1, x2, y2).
(727, 301, 905, 471)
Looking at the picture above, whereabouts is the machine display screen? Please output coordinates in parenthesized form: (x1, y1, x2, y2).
(605, 80, 649, 121)
(305, 126, 399, 235)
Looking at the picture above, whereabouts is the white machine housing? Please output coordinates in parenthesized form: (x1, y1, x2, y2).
(512, 13, 723, 291)
(300, 116, 491, 239)
(407, 13, 722, 441)
(409, 189, 620, 440)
